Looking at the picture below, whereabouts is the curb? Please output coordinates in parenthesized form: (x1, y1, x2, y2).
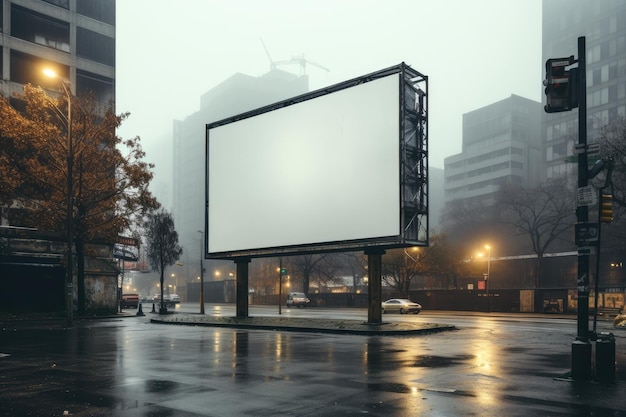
(149, 316, 457, 336)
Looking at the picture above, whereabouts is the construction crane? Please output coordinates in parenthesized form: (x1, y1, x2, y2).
(260, 38, 330, 76)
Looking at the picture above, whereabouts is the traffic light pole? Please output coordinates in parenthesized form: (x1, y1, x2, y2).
(572, 35, 592, 381)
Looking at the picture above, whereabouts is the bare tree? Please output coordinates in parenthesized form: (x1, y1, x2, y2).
(314, 253, 353, 290)
(423, 233, 469, 289)
(336, 252, 368, 292)
(496, 178, 575, 287)
(594, 117, 626, 283)
(288, 254, 327, 294)
(145, 209, 182, 314)
(382, 248, 425, 296)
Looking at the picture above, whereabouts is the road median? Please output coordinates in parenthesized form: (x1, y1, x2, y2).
(150, 313, 456, 335)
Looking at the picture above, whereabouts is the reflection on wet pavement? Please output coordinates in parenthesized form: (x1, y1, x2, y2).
(0, 316, 624, 416)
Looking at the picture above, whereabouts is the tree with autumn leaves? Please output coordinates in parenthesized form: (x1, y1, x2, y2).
(0, 85, 159, 314)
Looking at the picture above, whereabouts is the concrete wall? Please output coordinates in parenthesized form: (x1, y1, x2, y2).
(0, 230, 118, 315)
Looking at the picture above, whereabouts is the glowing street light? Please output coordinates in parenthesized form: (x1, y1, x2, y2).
(44, 68, 73, 326)
(477, 244, 492, 312)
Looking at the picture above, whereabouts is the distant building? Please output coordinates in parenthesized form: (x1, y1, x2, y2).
(171, 69, 309, 285)
(443, 95, 543, 207)
(428, 166, 444, 231)
(542, 0, 626, 179)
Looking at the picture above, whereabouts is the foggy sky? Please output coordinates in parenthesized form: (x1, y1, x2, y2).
(115, 0, 543, 203)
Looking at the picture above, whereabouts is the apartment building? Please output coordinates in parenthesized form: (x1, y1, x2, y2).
(1, 0, 115, 106)
(444, 94, 543, 206)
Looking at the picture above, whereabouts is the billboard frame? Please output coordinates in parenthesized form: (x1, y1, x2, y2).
(205, 62, 428, 259)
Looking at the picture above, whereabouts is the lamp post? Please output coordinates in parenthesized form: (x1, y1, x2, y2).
(278, 258, 283, 315)
(44, 69, 73, 327)
(197, 230, 205, 314)
(485, 245, 491, 312)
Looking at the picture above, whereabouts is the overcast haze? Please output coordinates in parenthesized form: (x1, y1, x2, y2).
(116, 0, 543, 198)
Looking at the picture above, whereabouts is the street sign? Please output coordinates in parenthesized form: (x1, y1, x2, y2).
(577, 185, 596, 206)
(587, 143, 600, 155)
(575, 223, 599, 245)
(116, 236, 139, 247)
(578, 246, 596, 256)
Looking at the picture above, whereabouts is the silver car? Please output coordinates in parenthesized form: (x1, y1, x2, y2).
(381, 298, 422, 314)
(286, 292, 310, 308)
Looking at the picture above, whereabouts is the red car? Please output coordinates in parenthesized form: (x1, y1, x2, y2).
(121, 293, 139, 309)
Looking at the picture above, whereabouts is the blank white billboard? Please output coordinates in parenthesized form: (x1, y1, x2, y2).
(206, 71, 411, 258)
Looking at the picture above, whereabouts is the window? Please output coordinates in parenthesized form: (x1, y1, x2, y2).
(42, 0, 69, 9)
(589, 88, 609, 107)
(10, 4, 69, 52)
(588, 45, 601, 64)
(76, 27, 114, 66)
(77, 0, 115, 25)
(76, 70, 114, 105)
(591, 110, 608, 130)
(547, 142, 567, 162)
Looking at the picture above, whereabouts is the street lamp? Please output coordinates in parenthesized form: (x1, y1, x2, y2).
(44, 68, 73, 326)
(197, 230, 205, 314)
(484, 244, 491, 312)
(485, 244, 491, 282)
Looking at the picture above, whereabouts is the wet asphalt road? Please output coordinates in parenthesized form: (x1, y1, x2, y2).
(1, 308, 625, 417)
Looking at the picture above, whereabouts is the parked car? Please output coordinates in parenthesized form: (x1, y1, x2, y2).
(286, 292, 311, 308)
(381, 298, 422, 314)
(152, 293, 180, 304)
(121, 293, 139, 309)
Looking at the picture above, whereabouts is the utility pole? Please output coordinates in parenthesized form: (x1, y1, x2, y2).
(197, 230, 204, 314)
(571, 36, 592, 380)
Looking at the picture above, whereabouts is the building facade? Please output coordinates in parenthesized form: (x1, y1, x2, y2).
(1, 0, 115, 108)
(542, 0, 626, 179)
(444, 94, 543, 206)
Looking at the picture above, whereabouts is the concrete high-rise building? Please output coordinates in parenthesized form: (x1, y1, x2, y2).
(0, 0, 115, 106)
(171, 69, 308, 285)
(428, 166, 444, 231)
(542, 0, 626, 179)
(444, 95, 543, 207)
(1, 0, 115, 227)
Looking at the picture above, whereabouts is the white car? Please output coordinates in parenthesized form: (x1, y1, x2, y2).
(153, 293, 180, 304)
(381, 298, 422, 314)
(286, 292, 310, 308)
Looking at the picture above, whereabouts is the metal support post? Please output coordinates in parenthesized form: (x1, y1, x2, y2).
(366, 248, 385, 324)
(572, 36, 592, 381)
(235, 258, 250, 318)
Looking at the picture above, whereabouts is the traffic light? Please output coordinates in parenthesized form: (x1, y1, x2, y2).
(544, 57, 578, 113)
(600, 194, 613, 223)
(280, 268, 287, 276)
